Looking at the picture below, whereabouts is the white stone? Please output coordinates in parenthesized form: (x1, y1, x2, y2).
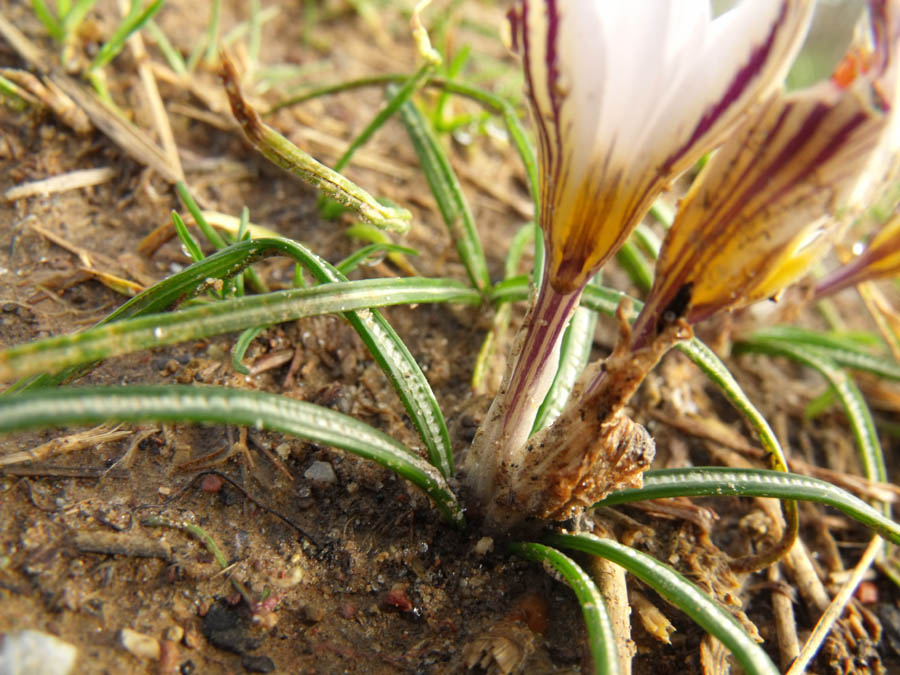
(304, 461, 337, 485)
(0, 630, 78, 675)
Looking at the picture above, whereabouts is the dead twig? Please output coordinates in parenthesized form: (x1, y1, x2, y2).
(4, 167, 117, 201)
(0, 425, 130, 467)
(71, 530, 172, 560)
(769, 564, 801, 670)
(787, 536, 883, 674)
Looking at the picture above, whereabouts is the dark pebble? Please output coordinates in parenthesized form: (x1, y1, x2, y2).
(202, 601, 261, 655)
(241, 654, 275, 673)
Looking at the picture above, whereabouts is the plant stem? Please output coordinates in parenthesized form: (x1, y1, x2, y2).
(462, 275, 582, 519)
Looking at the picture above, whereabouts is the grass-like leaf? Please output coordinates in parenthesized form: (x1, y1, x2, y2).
(222, 59, 411, 234)
(89, 0, 165, 72)
(532, 305, 597, 432)
(265, 75, 539, 209)
(334, 64, 434, 173)
(595, 467, 900, 546)
(509, 542, 620, 675)
(615, 239, 653, 293)
(734, 338, 888, 499)
(547, 533, 779, 675)
(32, 0, 65, 42)
(61, 0, 98, 36)
(4, 236, 461, 479)
(230, 325, 265, 375)
(0, 385, 463, 526)
(171, 211, 204, 263)
(747, 326, 900, 381)
(0, 276, 479, 383)
(398, 95, 490, 292)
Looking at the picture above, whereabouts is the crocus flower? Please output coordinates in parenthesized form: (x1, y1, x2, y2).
(463, 0, 815, 526)
(629, 0, 900, 350)
(498, 0, 900, 527)
(510, 0, 815, 295)
(814, 209, 900, 298)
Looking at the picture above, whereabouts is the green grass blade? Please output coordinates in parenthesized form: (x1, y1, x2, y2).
(89, 0, 165, 72)
(595, 467, 900, 545)
(648, 200, 674, 228)
(747, 326, 900, 381)
(176, 182, 266, 294)
(3, 239, 274, 392)
(631, 223, 662, 259)
(171, 211, 204, 263)
(32, 0, 65, 42)
(146, 20, 187, 75)
(334, 64, 433, 173)
(202, 0, 220, 65)
(615, 240, 653, 293)
(509, 542, 619, 675)
(176, 181, 228, 249)
(60, 0, 96, 35)
(397, 95, 490, 292)
(0, 277, 479, 383)
(335, 243, 418, 275)
(0, 385, 463, 526)
(676, 338, 790, 473)
(532, 305, 597, 432)
(4, 235, 459, 478)
(289, 245, 456, 478)
(735, 339, 888, 491)
(231, 325, 266, 375)
(547, 533, 779, 675)
(0, 75, 32, 111)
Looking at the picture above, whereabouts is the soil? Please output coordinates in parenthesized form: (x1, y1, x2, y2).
(0, 1, 899, 674)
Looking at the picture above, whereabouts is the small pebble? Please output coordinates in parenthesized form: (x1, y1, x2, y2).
(0, 630, 78, 675)
(304, 461, 336, 485)
(474, 536, 494, 556)
(118, 628, 161, 660)
(158, 640, 179, 673)
(164, 626, 184, 643)
(380, 586, 414, 612)
(241, 654, 275, 673)
(200, 475, 224, 493)
(274, 443, 292, 460)
(182, 627, 202, 650)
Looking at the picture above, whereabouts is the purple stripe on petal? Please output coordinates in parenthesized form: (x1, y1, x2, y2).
(663, 1, 789, 174)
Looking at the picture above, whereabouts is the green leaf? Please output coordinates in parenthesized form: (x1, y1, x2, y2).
(32, 0, 65, 41)
(510, 542, 619, 675)
(89, 0, 165, 72)
(735, 339, 888, 500)
(0, 276, 479, 383)
(0, 385, 463, 526)
(747, 326, 900, 381)
(532, 305, 597, 432)
(397, 94, 490, 292)
(615, 240, 653, 293)
(335, 64, 434, 173)
(171, 211, 204, 263)
(4, 235, 459, 479)
(221, 70, 412, 234)
(230, 325, 266, 375)
(595, 467, 900, 545)
(547, 533, 779, 675)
